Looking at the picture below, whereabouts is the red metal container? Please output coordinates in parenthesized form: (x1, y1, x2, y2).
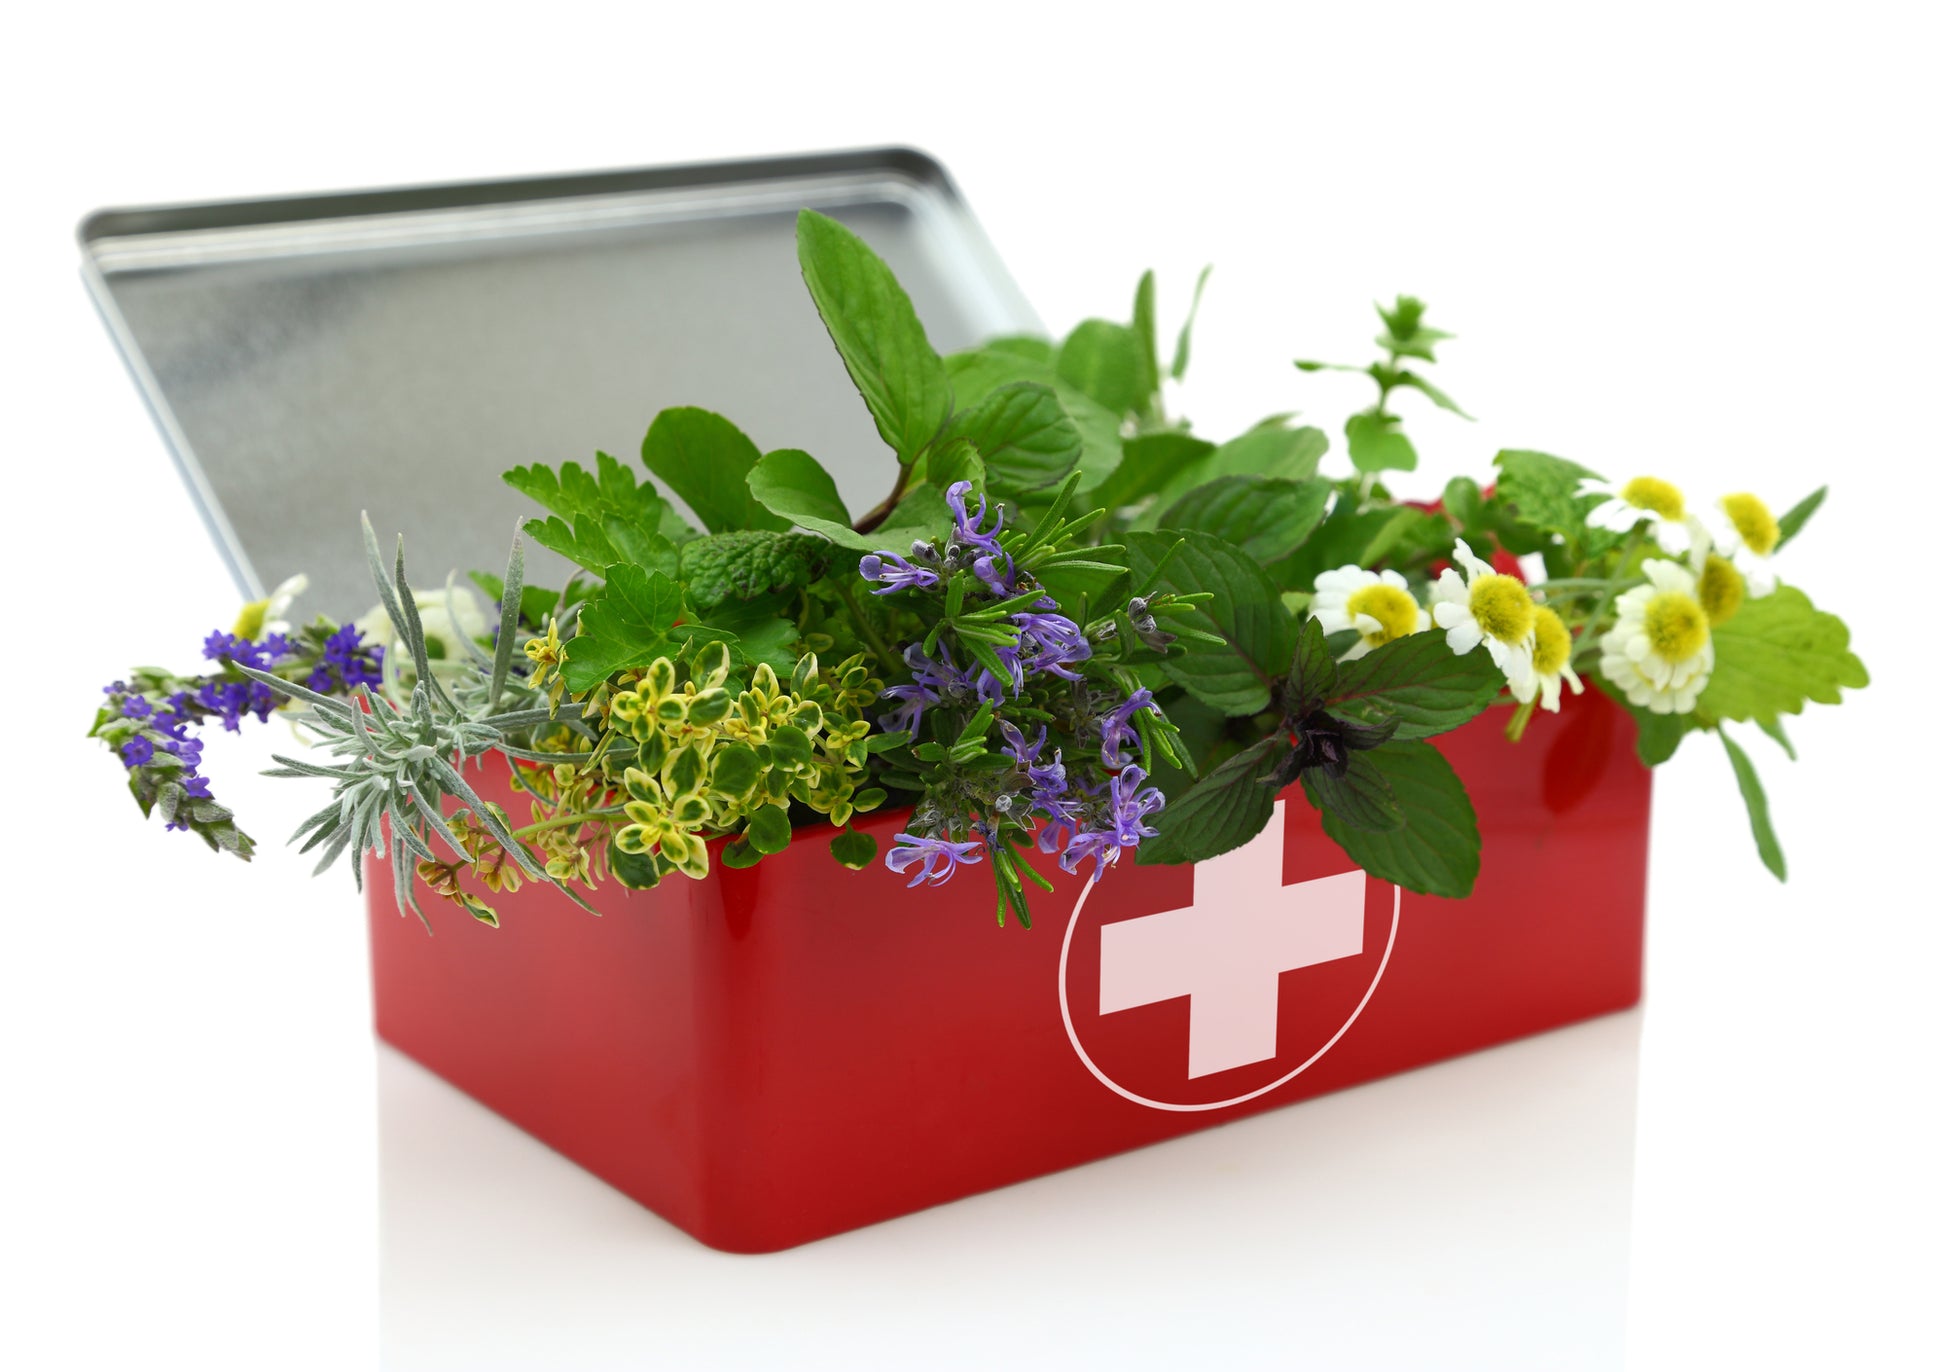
(367, 688, 1650, 1252)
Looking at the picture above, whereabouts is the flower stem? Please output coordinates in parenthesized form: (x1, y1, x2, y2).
(836, 577, 899, 674)
(510, 808, 623, 841)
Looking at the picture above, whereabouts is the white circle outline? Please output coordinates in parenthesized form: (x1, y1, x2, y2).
(1057, 873, 1402, 1113)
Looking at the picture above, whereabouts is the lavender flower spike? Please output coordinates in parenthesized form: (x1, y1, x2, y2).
(885, 832, 988, 887)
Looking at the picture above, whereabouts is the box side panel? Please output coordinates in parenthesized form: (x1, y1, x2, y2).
(366, 815, 717, 1238)
(692, 690, 1649, 1251)
(368, 689, 1649, 1253)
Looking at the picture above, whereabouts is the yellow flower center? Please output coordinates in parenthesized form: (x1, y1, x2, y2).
(1531, 607, 1572, 676)
(1621, 476, 1685, 521)
(1468, 574, 1535, 645)
(1344, 583, 1422, 646)
(1720, 492, 1779, 555)
(1698, 552, 1745, 626)
(1643, 591, 1709, 662)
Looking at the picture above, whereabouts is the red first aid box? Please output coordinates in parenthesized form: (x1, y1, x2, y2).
(367, 688, 1649, 1252)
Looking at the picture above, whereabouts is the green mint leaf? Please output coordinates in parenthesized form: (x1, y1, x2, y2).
(1145, 423, 1329, 511)
(830, 828, 878, 870)
(1136, 738, 1281, 866)
(641, 407, 789, 537)
(1284, 614, 1338, 712)
(679, 531, 830, 609)
(1720, 731, 1786, 880)
(1441, 476, 1486, 530)
(1125, 530, 1297, 715)
(1774, 486, 1827, 551)
(1301, 752, 1404, 832)
(1268, 502, 1453, 595)
(924, 436, 985, 494)
(1090, 432, 1215, 513)
(1312, 741, 1480, 898)
(945, 347, 1123, 490)
(746, 448, 872, 549)
(1056, 319, 1148, 417)
(1698, 584, 1868, 722)
(697, 593, 800, 674)
(1375, 296, 1452, 362)
(1326, 634, 1503, 740)
(796, 209, 951, 464)
(985, 335, 1057, 364)
(562, 565, 691, 692)
(1345, 411, 1418, 474)
(944, 381, 1082, 494)
(1392, 370, 1472, 419)
(1156, 475, 1332, 564)
(1491, 449, 1607, 542)
(1170, 265, 1212, 382)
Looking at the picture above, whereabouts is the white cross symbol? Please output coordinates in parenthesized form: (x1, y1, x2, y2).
(1098, 801, 1367, 1079)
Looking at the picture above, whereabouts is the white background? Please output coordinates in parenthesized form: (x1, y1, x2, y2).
(4, 3, 1941, 1368)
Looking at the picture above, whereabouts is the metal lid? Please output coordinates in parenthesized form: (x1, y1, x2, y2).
(82, 148, 1038, 613)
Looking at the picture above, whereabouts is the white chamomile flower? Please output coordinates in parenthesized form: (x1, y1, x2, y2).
(1429, 538, 1539, 700)
(231, 572, 309, 640)
(1530, 606, 1584, 712)
(1599, 559, 1714, 714)
(355, 583, 489, 671)
(1579, 475, 1710, 561)
(1310, 565, 1431, 660)
(1706, 492, 1781, 596)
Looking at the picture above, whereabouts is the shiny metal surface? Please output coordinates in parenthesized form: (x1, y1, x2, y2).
(81, 149, 1038, 613)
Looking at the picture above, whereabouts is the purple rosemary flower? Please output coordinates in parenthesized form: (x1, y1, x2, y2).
(1104, 764, 1167, 847)
(1097, 686, 1161, 768)
(1011, 607, 1091, 681)
(878, 681, 934, 736)
(859, 549, 942, 595)
(945, 481, 1004, 557)
(885, 832, 988, 887)
(120, 735, 155, 768)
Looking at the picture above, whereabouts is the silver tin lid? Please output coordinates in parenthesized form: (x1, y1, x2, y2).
(82, 148, 1038, 613)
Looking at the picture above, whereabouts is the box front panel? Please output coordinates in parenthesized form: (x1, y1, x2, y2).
(368, 689, 1649, 1252)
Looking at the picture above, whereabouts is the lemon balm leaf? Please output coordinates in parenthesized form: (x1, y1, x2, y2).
(1698, 584, 1868, 722)
(1311, 741, 1481, 898)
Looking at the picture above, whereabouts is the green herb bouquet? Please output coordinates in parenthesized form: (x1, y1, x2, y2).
(88, 212, 1869, 929)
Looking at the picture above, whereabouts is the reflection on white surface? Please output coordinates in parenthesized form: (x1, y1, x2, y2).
(378, 1012, 1642, 1371)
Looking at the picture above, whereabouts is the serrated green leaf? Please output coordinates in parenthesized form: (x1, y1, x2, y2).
(944, 381, 1081, 493)
(924, 436, 985, 493)
(1057, 319, 1148, 416)
(1125, 530, 1296, 715)
(1345, 411, 1417, 474)
(562, 565, 697, 692)
(1312, 741, 1480, 898)
(1156, 475, 1332, 564)
(797, 209, 951, 463)
(698, 593, 799, 674)
(679, 531, 830, 608)
(1301, 753, 1404, 832)
(945, 347, 1123, 490)
(1721, 731, 1786, 880)
(1327, 634, 1503, 740)
(1136, 738, 1281, 866)
(641, 408, 789, 536)
(1774, 486, 1827, 551)
(1286, 614, 1338, 712)
(1491, 449, 1607, 541)
(1699, 584, 1868, 721)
